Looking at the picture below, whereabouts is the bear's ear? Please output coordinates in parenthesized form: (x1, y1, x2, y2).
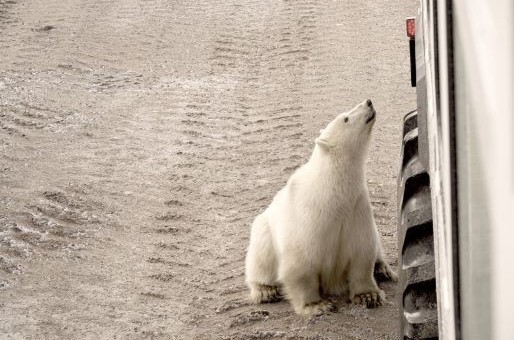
(315, 137, 330, 150)
(319, 129, 324, 135)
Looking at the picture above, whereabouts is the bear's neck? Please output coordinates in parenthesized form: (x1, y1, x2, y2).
(310, 145, 368, 187)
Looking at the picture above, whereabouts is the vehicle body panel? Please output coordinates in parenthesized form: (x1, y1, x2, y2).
(417, 0, 514, 339)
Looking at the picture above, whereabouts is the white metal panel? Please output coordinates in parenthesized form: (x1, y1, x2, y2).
(452, 1, 514, 340)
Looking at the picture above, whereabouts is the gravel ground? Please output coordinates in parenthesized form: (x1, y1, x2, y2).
(0, 0, 417, 339)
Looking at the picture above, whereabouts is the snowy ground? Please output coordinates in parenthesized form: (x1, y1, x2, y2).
(0, 0, 416, 338)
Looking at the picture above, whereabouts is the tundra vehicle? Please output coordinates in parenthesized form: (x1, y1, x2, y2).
(397, 1, 513, 339)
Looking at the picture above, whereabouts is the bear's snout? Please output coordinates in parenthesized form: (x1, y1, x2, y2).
(366, 99, 373, 107)
(365, 110, 376, 124)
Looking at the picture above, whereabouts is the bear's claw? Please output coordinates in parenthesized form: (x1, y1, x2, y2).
(353, 291, 384, 308)
(299, 300, 337, 316)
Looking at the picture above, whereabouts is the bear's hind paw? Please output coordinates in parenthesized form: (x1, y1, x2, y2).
(374, 260, 398, 283)
(250, 284, 283, 304)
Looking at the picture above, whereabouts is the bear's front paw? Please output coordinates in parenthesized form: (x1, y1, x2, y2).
(297, 300, 337, 316)
(352, 290, 385, 308)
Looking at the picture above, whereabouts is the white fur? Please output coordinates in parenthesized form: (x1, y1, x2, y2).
(245, 100, 396, 316)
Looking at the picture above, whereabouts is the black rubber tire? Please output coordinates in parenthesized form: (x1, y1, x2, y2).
(398, 110, 439, 339)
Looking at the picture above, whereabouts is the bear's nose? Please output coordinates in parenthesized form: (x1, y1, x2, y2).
(366, 99, 373, 107)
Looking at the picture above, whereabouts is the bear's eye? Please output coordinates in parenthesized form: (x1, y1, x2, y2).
(344, 117, 349, 123)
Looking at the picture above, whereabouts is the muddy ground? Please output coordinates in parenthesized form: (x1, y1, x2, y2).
(0, 0, 417, 339)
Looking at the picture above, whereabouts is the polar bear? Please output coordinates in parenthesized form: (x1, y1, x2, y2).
(245, 99, 397, 316)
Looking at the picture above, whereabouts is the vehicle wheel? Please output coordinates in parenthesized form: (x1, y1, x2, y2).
(398, 110, 439, 339)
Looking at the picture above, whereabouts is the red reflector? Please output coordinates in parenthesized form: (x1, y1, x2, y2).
(406, 17, 415, 38)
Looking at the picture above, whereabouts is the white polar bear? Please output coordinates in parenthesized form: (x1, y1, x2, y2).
(245, 99, 397, 316)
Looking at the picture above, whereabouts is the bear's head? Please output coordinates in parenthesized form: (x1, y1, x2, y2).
(315, 99, 376, 156)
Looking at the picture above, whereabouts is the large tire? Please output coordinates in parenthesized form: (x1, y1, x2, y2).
(398, 110, 439, 339)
